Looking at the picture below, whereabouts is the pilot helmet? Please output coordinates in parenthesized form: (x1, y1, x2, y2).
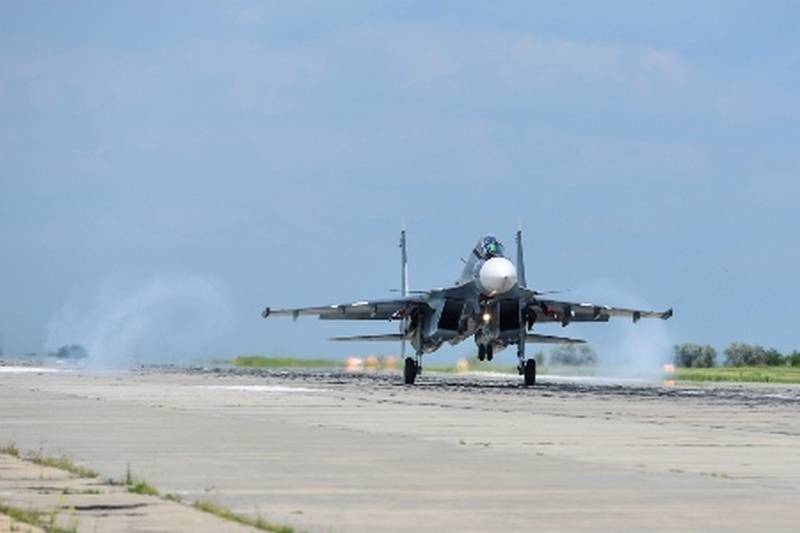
(484, 236, 499, 257)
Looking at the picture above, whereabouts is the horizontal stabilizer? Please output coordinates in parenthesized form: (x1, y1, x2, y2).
(525, 333, 586, 344)
(330, 333, 404, 342)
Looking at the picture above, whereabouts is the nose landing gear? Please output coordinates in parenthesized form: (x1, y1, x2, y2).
(477, 344, 494, 362)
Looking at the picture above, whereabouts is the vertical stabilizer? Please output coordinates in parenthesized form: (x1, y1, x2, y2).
(516, 228, 527, 288)
(399, 224, 409, 357)
(400, 224, 409, 298)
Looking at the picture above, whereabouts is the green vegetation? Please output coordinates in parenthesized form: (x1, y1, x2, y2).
(120, 466, 291, 531)
(426, 356, 598, 376)
(548, 344, 598, 366)
(538, 365, 599, 376)
(231, 356, 342, 368)
(423, 360, 514, 374)
(676, 366, 800, 384)
(671, 343, 800, 382)
(0, 501, 43, 529)
(0, 443, 20, 457)
(127, 479, 159, 496)
(224, 346, 800, 384)
(27, 452, 99, 478)
(125, 464, 159, 496)
(56, 344, 88, 359)
(724, 342, 785, 367)
(193, 499, 294, 533)
(228, 350, 595, 375)
(673, 343, 717, 368)
(0, 500, 77, 533)
(2, 451, 291, 532)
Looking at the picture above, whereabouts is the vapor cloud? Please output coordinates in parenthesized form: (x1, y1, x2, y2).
(571, 282, 674, 380)
(45, 276, 233, 369)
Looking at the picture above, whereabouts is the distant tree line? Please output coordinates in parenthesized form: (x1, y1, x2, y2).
(534, 342, 800, 368)
(673, 342, 800, 368)
(546, 344, 598, 366)
(56, 344, 88, 359)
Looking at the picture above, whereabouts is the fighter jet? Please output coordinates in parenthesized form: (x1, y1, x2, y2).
(262, 229, 672, 386)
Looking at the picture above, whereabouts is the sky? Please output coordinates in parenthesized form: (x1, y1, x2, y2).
(1, 1, 799, 364)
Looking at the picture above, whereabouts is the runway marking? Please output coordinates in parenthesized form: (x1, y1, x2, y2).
(0, 366, 63, 374)
(194, 385, 327, 393)
(459, 371, 658, 386)
(540, 375, 656, 385)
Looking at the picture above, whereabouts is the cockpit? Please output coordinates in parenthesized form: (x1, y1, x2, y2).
(478, 235, 505, 259)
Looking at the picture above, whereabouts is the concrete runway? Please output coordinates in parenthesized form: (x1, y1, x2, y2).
(1, 366, 799, 532)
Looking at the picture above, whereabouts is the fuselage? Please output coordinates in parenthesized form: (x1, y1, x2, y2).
(409, 235, 523, 354)
(458, 235, 518, 295)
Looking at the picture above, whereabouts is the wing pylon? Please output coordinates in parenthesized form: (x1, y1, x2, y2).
(330, 333, 404, 342)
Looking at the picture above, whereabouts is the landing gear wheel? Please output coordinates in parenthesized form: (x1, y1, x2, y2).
(486, 344, 494, 361)
(523, 359, 536, 387)
(477, 345, 486, 361)
(404, 357, 418, 385)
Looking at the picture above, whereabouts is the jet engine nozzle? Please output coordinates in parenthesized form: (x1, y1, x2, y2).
(478, 257, 518, 295)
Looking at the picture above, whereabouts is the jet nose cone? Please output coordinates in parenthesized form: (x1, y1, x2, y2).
(479, 257, 518, 295)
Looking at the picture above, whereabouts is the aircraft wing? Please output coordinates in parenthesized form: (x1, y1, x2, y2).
(262, 296, 428, 321)
(530, 295, 673, 325)
(330, 333, 404, 341)
(525, 333, 586, 344)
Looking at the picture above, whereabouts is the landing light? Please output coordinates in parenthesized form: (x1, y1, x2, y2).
(482, 312, 491, 322)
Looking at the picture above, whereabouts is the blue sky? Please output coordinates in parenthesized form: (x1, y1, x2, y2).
(1, 1, 799, 363)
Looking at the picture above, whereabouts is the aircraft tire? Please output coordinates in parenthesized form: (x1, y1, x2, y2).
(523, 359, 536, 387)
(486, 344, 494, 361)
(478, 345, 486, 361)
(404, 357, 417, 385)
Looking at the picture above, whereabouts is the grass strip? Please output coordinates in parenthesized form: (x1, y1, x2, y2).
(675, 366, 800, 384)
(232, 356, 342, 368)
(27, 452, 99, 479)
(0, 443, 20, 457)
(193, 499, 294, 533)
(124, 464, 159, 496)
(0, 500, 77, 533)
(0, 501, 43, 529)
(1, 452, 303, 533)
(122, 465, 291, 531)
(127, 480, 159, 496)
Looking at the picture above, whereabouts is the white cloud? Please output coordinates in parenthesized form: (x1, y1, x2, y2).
(349, 26, 693, 98)
(640, 48, 688, 81)
(168, 38, 329, 115)
(230, 5, 268, 26)
(0, 43, 155, 112)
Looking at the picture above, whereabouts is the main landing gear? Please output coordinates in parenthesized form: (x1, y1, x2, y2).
(404, 352, 423, 385)
(523, 358, 536, 386)
(517, 342, 536, 387)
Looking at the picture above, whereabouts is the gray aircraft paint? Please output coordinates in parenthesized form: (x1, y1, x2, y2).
(262, 230, 672, 381)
